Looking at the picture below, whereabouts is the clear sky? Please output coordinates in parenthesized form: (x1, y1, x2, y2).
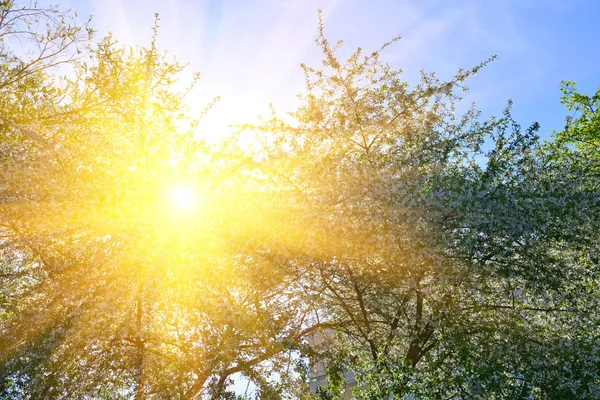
(60, 0, 599, 141)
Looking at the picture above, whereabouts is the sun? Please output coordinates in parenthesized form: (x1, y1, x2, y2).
(169, 186, 196, 211)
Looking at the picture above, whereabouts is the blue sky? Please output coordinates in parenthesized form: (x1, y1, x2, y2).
(60, 0, 599, 141)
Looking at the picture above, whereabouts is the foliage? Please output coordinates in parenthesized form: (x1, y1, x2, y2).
(0, 6, 325, 399)
(557, 81, 599, 157)
(240, 12, 600, 399)
(0, 3, 598, 400)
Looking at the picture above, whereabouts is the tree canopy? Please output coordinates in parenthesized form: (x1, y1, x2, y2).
(0, 3, 598, 399)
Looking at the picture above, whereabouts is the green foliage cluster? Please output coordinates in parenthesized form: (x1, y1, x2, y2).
(0, 3, 598, 399)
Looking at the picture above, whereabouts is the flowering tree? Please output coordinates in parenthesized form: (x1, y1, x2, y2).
(0, 7, 333, 398)
(1, 4, 598, 399)
(241, 13, 600, 399)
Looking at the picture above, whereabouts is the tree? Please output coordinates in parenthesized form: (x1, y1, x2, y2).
(239, 13, 600, 399)
(0, 9, 331, 399)
(0, 0, 91, 126)
(1, 4, 598, 399)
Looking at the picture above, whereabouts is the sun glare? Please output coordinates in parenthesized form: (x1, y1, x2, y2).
(169, 186, 196, 211)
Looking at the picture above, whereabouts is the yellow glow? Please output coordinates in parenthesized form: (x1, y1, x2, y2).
(169, 186, 196, 211)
